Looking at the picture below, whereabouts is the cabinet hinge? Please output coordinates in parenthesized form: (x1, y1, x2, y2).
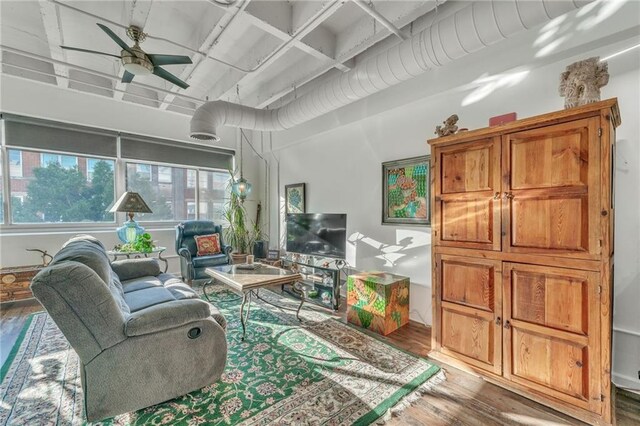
(597, 285, 602, 295)
(598, 127, 603, 137)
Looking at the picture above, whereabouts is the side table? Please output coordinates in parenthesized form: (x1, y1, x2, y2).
(108, 247, 169, 273)
(346, 272, 410, 335)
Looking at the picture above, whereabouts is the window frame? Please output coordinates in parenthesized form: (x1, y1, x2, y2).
(0, 121, 234, 233)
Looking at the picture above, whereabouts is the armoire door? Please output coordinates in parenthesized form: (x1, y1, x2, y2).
(436, 254, 502, 374)
(433, 137, 501, 251)
(502, 118, 601, 259)
(502, 263, 601, 414)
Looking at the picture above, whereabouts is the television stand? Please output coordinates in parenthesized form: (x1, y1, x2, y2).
(280, 257, 341, 311)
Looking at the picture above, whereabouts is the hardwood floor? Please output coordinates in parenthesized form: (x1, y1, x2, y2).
(1, 297, 638, 426)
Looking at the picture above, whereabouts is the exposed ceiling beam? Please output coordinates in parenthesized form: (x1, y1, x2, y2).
(38, 0, 68, 88)
(245, 12, 347, 71)
(159, 0, 250, 110)
(352, 0, 408, 40)
(218, 0, 347, 104)
(113, 0, 154, 100)
(261, 2, 439, 109)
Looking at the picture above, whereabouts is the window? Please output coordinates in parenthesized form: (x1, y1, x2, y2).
(126, 162, 196, 221)
(187, 171, 196, 188)
(187, 201, 196, 220)
(158, 166, 172, 183)
(9, 150, 22, 177)
(87, 158, 114, 181)
(41, 153, 77, 169)
(136, 164, 151, 180)
(198, 170, 231, 223)
(9, 149, 115, 223)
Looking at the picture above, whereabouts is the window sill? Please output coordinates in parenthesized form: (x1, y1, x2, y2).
(0, 223, 181, 236)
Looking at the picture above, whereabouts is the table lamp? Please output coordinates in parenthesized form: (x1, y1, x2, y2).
(109, 192, 153, 243)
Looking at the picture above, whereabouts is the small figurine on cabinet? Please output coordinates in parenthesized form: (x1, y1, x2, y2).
(435, 114, 459, 137)
(559, 57, 609, 109)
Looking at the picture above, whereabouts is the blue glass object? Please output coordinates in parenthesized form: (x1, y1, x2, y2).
(232, 177, 252, 201)
(116, 218, 145, 243)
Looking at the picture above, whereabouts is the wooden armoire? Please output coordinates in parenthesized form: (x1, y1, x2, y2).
(428, 99, 620, 426)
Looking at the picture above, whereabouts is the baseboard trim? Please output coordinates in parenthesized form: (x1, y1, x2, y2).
(612, 373, 640, 391)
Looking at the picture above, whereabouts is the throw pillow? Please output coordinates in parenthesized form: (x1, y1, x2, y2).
(195, 233, 222, 256)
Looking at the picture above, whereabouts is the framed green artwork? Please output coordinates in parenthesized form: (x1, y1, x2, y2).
(382, 155, 430, 226)
(285, 183, 306, 214)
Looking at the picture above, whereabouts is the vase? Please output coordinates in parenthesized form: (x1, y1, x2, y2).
(231, 253, 248, 264)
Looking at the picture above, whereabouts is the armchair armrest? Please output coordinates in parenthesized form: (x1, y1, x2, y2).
(125, 299, 218, 337)
(222, 245, 232, 257)
(178, 247, 192, 261)
(111, 258, 161, 281)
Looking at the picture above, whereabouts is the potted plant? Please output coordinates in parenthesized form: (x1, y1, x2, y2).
(223, 174, 256, 264)
(252, 219, 269, 259)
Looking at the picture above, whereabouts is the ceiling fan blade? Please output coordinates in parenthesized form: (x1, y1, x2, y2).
(147, 54, 193, 66)
(122, 70, 135, 83)
(153, 67, 189, 89)
(60, 46, 121, 59)
(97, 23, 133, 54)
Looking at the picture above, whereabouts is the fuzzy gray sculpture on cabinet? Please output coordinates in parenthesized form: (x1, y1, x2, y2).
(559, 57, 609, 109)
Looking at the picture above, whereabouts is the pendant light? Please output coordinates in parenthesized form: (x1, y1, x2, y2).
(232, 130, 252, 202)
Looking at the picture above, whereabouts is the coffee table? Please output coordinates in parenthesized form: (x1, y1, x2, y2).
(204, 264, 303, 340)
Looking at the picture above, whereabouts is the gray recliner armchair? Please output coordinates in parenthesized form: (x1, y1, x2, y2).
(30, 235, 228, 422)
(176, 220, 232, 283)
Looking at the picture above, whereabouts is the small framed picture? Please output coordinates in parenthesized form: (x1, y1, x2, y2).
(382, 155, 431, 226)
(267, 249, 280, 260)
(285, 183, 306, 214)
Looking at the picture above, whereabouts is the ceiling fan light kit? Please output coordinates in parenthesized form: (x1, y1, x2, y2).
(121, 49, 154, 76)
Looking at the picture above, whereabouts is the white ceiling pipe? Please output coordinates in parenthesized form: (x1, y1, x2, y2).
(190, 0, 593, 141)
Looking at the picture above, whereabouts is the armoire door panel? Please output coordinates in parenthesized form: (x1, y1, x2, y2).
(441, 258, 495, 312)
(509, 327, 590, 407)
(503, 262, 601, 413)
(503, 118, 601, 259)
(436, 255, 502, 374)
(441, 143, 494, 194)
(510, 193, 589, 253)
(511, 268, 588, 335)
(441, 197, 494, 245)
(510, 127, 588, 190)
(434, 137, 501, 251)
(441, 304, 499, 373)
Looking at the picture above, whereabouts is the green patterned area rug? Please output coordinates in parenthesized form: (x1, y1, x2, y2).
(0, 285, 443, 425)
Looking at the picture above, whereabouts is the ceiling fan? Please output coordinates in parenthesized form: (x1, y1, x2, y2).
(61, 23, 193, 89)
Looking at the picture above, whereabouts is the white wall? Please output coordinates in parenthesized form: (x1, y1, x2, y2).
(0, 74, 264, 274)
(267, 2, 640, 388)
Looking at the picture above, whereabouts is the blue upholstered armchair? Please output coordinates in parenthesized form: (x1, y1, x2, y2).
(175, 221, 232, 283)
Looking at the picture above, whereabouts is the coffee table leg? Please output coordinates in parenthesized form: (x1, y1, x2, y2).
(240, 291, 252, 341)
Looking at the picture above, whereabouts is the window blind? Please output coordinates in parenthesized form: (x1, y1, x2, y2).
(120, 135, 234, 170)
(3, 114, 118, 157)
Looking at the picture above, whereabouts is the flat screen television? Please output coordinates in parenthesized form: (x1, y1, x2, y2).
(286, 213, 347, 259)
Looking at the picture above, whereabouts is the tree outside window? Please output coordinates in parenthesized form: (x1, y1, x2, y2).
(10, 150, 115, 223)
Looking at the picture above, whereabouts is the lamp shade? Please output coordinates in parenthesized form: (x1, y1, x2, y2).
(109, 192, 152, 214)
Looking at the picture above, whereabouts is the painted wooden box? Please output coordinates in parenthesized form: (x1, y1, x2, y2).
(0, 265, 42, 303)
(346, 272, 410, 335)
